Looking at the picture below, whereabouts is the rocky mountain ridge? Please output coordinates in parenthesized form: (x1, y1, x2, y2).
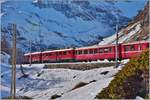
(99, 1, 149, 45)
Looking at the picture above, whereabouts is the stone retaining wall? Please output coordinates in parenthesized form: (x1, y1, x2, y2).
(44, 62, 116, 70)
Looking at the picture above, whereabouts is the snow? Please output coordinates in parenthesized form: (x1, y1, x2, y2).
(0, 52, 10, 64)
(1, 63, 11, 97)
(57, 77, 113, 100)
(0, 52, 128, 99)
(1, 85, 10, 98)
(135, 96, 144, 100)
(117, 23, 141, 43)
(0, 13, 5, 17)
(99, 21, 142, 45)
(0, 0, 5, 4)
(1, 61, 126, 99)
(33, 0, 38, 3)
(121, 59, 130, 65)
(1, 0, 147, 51)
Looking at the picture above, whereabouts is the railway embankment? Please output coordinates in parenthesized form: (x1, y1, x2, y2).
(43, 62, 116, 70)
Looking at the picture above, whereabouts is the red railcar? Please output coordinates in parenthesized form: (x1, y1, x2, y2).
(121, 41, 149, 59)
(75, 44, 122, 61)
(23, 41, 149, 64)
(23, 54, 30, 64)
(24, 52, 42, 63)
(42, 48, 75, 62)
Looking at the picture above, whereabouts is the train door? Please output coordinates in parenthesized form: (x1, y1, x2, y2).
(72, 49, 76, 62)
(39, 53, 42, 63)
(118, 44, 122, 60)
(141, 42, 149, 50)
(57, 51, 62, 62)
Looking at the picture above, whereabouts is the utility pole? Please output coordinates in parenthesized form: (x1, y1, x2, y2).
(11, 24, 17, 99)
(39, 20, 43, 63)
(138, 21, 144, 51)
(29, 40, 32, 66)
(115, 15, 119, 68)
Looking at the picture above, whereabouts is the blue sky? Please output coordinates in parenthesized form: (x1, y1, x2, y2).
(115, 0, 148, 18)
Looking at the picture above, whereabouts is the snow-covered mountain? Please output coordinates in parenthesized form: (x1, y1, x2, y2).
(1, 0, 147, 52)
(99, 1, 149, 45)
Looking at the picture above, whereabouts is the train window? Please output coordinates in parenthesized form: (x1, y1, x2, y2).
(109, 48, 112, 52)
(79, 50, 82, 54)
(130, 45, 134, 51)
(84, 50, 88, 54)
(59, 52, 62, 55)
(103, 48, 112, 53)
(89, 49, 93, 54)
(138, 44, 141, 50)
(75, 51, 78, 55)
(76, 51, 81, 55)
(77, 51, 79, 55)
(125, 45, 135, 51)
(94, 49, 98, 53)
(146, 44, 149, 48)
(69, 51, 71, 54)
(99, 48, 103, 53)
(63, 51, 67, 55)
(55, 52, 58, 55)
(78, 51, 80, 55)
(104, 48, 109, 53)
(125, 46, 129, 51)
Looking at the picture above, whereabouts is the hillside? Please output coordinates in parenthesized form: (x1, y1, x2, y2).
(95, 49, 149, 99)
(99, 1, 149, 45)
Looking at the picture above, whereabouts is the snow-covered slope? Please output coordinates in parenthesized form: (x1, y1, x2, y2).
(0, 52, 11, 97)
(0, 51, 129, 99)
(1, 62, 127, 99)
(99, 22, 142, 45)
(1, 0, 147, 52)
(0, 52, 10, 64)
(99, 1, 149, 45)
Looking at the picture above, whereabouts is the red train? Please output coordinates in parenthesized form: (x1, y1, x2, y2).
(23, 41, 149, 63)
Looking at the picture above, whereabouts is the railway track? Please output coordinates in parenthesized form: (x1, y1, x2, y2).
(43, 62, 116, 70)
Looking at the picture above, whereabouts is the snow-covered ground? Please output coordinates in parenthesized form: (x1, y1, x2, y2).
(0, 52, 10, 64)
(0, 52, 129, 99)
(1, 61, 127, 99)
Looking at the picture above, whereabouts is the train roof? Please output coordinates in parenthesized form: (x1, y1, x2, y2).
(24, 52, 41, 56)
(121, 40, 149, 45)
(76, 44, 115, 50)
(24, 48, 74, 55)
(24, 41, 149, 56)
(76, 41, 149, 50)
(42, 48, 74, 53)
